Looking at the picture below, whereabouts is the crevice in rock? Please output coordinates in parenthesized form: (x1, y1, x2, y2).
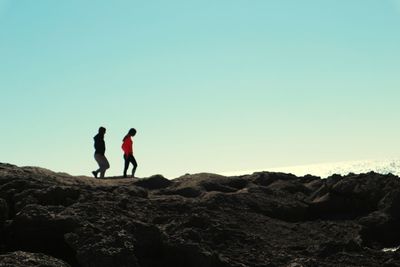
(360, 219, 400, 249)
(307, 211, 371, 221)
(4, 225, 82, 267)
(307, 195, 377, 221)
(133, 231, 227, 267)
(2, 194, 16, 220)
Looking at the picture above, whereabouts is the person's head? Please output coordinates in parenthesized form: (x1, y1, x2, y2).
(128, 128, 136, 137)
(98, 127, 106, 135)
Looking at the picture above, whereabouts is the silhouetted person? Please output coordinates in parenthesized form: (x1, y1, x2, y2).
(92, 127, 110, 178)
(122, 128, 137, 178)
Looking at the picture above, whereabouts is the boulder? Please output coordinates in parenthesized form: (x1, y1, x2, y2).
(134, 174, 172, 190)
(359, 211, 400, 248)
(251, 172, 298, 187)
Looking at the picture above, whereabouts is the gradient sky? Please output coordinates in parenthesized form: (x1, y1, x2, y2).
(1, 0, 400, 178)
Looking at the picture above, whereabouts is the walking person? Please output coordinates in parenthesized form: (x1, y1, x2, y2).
(92, 127, 110, 178)
(122, 128, 138, 178)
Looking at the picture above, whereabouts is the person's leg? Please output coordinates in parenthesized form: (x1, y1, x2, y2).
(123, 154, 130, 177)
(93, 154, 102, 177)
(99, 156, 110, 178)
(129, 155, 138, 177)
(96, 155, 109, 178)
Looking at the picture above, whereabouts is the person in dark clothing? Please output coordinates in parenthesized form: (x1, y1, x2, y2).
(92, 127, 110, 178)
(122, 128, 137, 178)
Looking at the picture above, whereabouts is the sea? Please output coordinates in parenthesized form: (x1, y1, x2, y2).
(221, 159, 400, 178)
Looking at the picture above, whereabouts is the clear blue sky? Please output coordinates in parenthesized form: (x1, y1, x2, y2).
(1, 0, 399, 178)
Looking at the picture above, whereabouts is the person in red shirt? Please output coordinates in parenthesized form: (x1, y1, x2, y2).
(122, 128, 138, 178)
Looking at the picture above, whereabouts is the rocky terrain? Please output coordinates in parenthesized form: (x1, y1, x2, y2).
(1, 163, 400, 266)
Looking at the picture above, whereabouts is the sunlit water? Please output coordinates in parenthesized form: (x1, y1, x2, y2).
(222, 159, 400, 178)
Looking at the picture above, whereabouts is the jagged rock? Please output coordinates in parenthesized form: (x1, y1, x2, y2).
(304, 178, 324, 191)
(0, 251, 71, 267)
(308, 172, 400, 219)
(4, 204, 80, 264)
(251, 172, 298, 187)
(359, 211, 400, 248)
(158, 173, 248, 198)
(133, 174, 172, 190)
(286, 257, 318, 267)
(1, 162, 400, 266)
(161, 186, 203, 198)
(12, 186, 81, 212)
(176, 173, 247, 191)
(266, 179, 311, 195)
(379, 189, 400, 218)
(201, 186, 309, 222)
(112, 185, 148, 198)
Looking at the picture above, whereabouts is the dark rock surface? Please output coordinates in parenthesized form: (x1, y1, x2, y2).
(1, 163, 400, 266)
(0, 251, 71, 267)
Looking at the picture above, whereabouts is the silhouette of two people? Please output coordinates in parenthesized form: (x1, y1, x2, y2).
(92, 127, 138, 179)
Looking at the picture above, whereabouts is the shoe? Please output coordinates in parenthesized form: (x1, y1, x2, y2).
(92, 171, 98, 178)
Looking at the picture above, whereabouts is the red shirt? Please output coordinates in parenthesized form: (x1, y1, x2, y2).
(122, 136, 133, 155)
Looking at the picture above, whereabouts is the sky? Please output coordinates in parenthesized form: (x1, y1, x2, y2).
(1, 0, 400, 178)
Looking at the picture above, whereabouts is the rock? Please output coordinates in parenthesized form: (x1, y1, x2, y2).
(308, 173, 400, 219)
(266, 179, 311, 195)
(309, 191, 355, 218)
(286, 257, 318, 267)
(379, 189, 400, 218)
(174, 173, 247, 191)
(1, 162, 400, 266)
(304, 178, 324, 191)
(113, 185, 148, 198)
(201, 186, 309, 222)
(0, 198, 8, 226)
(359, 211, 400, 248)
(251, 172, 298, 187)
(162, 186, 203, 198)
(158, 173, 248, 198)
(133, 174, 172, 190)
(0, 251, 71, 267)
(13, 186, 80, 211)
(65, 228, 140, 267)
(201, 181, 237, 193)
(5, 204, 80, 265)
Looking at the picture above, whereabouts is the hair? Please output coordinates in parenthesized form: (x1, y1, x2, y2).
(123, 128, 136, 141)
(98, 127, 106, 134)
(128, 128, 137, 136)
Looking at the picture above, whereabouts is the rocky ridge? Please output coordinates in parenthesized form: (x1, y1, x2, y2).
(1, 163, 400, 266)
